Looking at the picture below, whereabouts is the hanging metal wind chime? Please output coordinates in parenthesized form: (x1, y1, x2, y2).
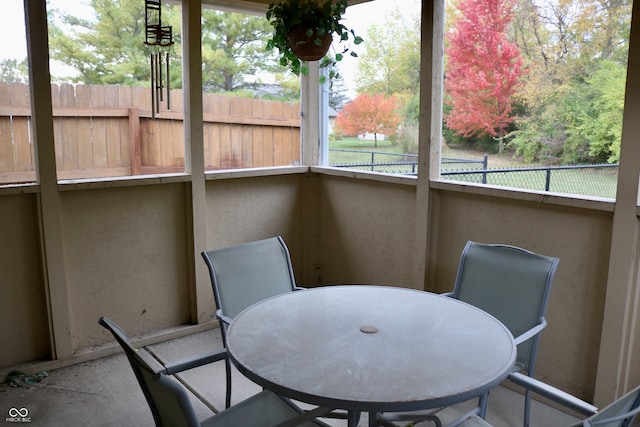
(144, 0, 174, 118)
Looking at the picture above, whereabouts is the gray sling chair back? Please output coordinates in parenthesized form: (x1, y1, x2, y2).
(374, 241, 559, 427)
(201, 236, 300, 409)
(452, 241, 559, 427)
(453, 373, 640, 427)
(99, 317, 329, 427)
(202, 236, 354, 425)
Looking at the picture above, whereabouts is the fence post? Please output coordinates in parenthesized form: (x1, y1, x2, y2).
(482, 153, 488, 184)
(545, 168, 551, 191)
(129, 108, 142, 175)
(371, 152, 375, 171)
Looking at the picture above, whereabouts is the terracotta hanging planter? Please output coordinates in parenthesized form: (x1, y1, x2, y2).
(286, 27, 332, 61)
(265, 0, 363, 82)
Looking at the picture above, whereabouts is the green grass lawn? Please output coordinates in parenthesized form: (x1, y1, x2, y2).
(329, 138, 409, 165)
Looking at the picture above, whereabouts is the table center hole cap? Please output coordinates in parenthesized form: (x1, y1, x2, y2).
(360, 325, 379, 334)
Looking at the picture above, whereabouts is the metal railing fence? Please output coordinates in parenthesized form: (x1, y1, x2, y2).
(442, 164, 618, 198)
(328, 149, 618, 199)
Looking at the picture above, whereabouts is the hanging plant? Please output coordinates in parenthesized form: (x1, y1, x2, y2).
(266, 0, 363, 83)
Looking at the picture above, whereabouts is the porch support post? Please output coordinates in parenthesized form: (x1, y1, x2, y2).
(181, 0, 211, 323)
(594, 4, 640, 406)
(25, 0, 74, 358)
(299, 62, 322, 286)
(301, 62, 321, 166)
(414, 0, 444, 291)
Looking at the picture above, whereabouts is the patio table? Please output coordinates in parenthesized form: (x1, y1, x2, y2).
(225, 285, 516, 426)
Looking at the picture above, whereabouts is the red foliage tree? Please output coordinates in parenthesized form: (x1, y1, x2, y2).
(444, 0, 524, 152)
(335, 94, 402, 147)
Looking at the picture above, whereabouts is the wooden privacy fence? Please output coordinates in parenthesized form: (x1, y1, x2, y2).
(0, 83, 301, 184)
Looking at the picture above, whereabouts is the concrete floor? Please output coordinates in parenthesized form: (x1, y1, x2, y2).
(0, 327, 584, 426)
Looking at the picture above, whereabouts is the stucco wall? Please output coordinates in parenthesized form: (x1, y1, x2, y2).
(0, 170, 620, 405)
(61, 183, 192, 350)
(429, 188, 613, 401)
(0, 193, 49, 367)
(315, 174, 417, 287)
(204, 173, 308, 285)
(0, 173, 312, 366)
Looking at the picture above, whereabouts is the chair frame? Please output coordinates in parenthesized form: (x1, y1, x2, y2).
(201, 237, 354, 424)
(451, 242, 559, 370)
(201, 236, 300, 408)
(99, 316, 332, 427)
(451, 241, 559, 427)
(456, 375, 640, 427)
(99, 316, 227, 426)
(202, 236, 298, 327)
(371, 241, 560, 427)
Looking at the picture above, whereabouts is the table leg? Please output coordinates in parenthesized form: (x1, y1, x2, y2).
(368, 411, 380, 426)
(347, 410, 360, 427)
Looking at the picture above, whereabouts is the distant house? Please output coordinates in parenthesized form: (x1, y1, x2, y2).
(327, 106, 338, 135)
(249, 83, 285, 97)
(358, 132, 386, 141)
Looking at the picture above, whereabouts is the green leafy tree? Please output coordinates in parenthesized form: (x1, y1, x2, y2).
(355, 8, 420, 98)
(509, 0, 631, 164)
(0, 59, 28, 84)
(47, 1, 294, 98)
(327, 64, 349, 110)
(564, 61, 626, 163)
(201, 10, 281, 93)
(48, 0, 176, 86)
(276, 74, 302, 102)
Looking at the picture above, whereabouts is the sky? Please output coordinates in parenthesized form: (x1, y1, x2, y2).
(0, 0, 420, 96)
(0, 1, 93, 76)
(0, 2, 29, 61)
(338, 0, 420, 94)
(0, 1, 89, 60)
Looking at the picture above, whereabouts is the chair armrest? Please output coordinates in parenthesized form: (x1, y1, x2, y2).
(508, 372, 598, 417)
(513, 318, 547, 345)
(590, 404, 640, 425)
(216, 310, 233, 327)
(163, 348, 228, 375)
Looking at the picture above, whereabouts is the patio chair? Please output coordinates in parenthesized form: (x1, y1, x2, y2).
(202, 237, 355, 424)
(451, 241, 559, 427)
(201, 236, 300, 408)
(448, 241, 559, 426)
(454, 373, 640, 427)
(99, 316, 330, 427)
(374, 241, 559, 427)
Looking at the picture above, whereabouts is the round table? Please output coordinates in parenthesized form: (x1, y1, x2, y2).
(226, 285, 516, 420)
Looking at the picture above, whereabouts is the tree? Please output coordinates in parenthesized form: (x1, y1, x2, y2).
(565, 60, 626, 163)
(334, 94, 402, 147)
(326, 64, 349, 110)
(355, 8, 420, 97)
(508, 0, 631, 164)
(0, 59, 28, 84)
(444, 0, 524, 153)
(201, 10, 280, 93)
(48, 0, 172, 85)
(47, 0, 292, 97)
